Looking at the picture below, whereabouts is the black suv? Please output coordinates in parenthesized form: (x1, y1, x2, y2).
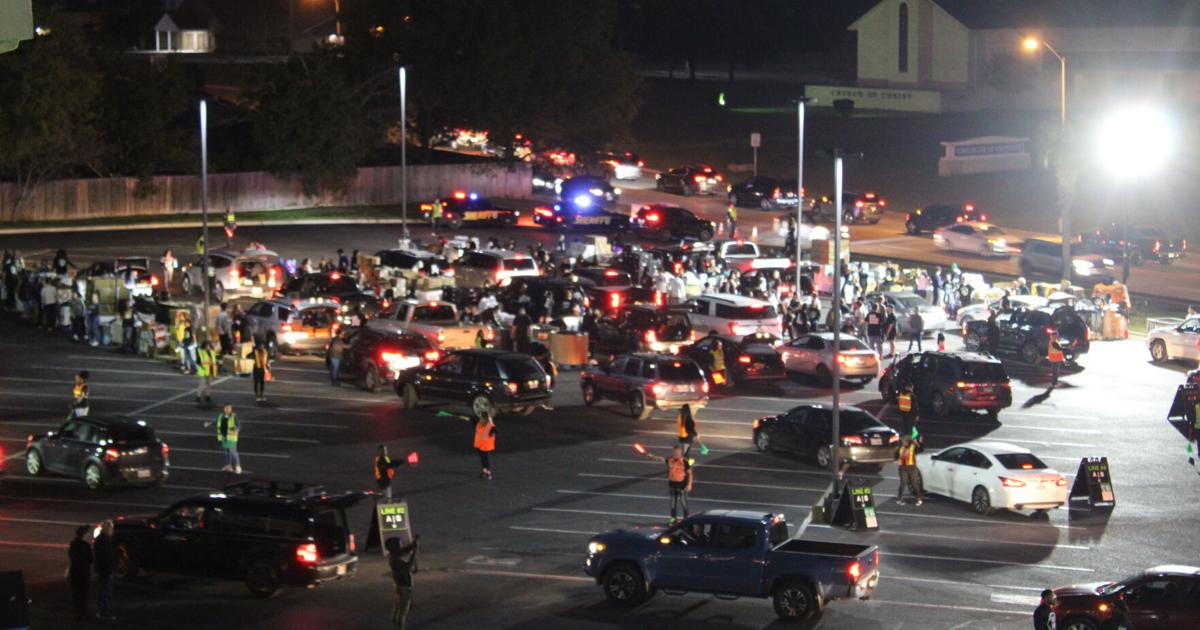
(592, 304, 693, 356)
(879, 351, 1012, 419)
(326, 327, 439, 392)
(963, 306, 1090, 364)
(1079, 223, 1184, 266)
(904, 203, 978, 234)
(25, 417, 168, 490)
(113, 480, 364, 597)
(727, 176, 799, 211)
(580, 353, 709, 420)
(632, 204, 715, 242)
(395, 349, 553, 418)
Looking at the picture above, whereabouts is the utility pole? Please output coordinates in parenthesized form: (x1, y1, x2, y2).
(795, 98, 813, 296)
(200, 99, 211, 333)
(399, 67, 409, 239)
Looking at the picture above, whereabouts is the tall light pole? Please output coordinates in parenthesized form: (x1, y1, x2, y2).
(399, 66, 408, 239)
(200, 99, 211, 332)
(795, 99, 806, 295)
(1023, 37, 1070, 281)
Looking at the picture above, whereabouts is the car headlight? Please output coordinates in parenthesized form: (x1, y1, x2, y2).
(1102, 258, 1115, 266)
(1072, 259, 1094, 269)
(589, 188, 604, 196)
(588, 541, 606, 554)
(612, 187, 621, 196)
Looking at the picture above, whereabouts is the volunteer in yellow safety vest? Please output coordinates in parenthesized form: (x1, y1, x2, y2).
(641, 444, 693, 523)
(195, 340, 218, 404)
(375, 444, 405, 500)
(896, 437, 923, 506)
(207, 404, 240, 473)
(71, 371, 90, 418)
(897, 382, 917, 437)
(1191, 401, 1200, 469)
(707, 333, 726, 385)
(430, 200, 443, 234)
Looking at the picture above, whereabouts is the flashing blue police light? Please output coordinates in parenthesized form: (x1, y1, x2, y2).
(469, 192, 478, 201)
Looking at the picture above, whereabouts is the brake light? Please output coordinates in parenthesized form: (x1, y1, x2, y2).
(999, 476, 1026, 488)
(1021, 463, 1034, 469)
(879, 199, 887, 207)
(693, 175, 706, 183)
(506, 382, 520, 394)
(103, 448, 120, 462)
(484, 329, 495, 341)
(1045, 327, 1055, 335)
(772, 187, 780, 199)
(381, 351, 404, 365)
(965, 204, 975, 212)
(423, 350, 440, 362)
(855, 201, 863, 208)
(296, 543, 319, 564)
(980, 213, 988, 221)
(701, 381, 709, 394)
(646, 212, 661, 223)
(645, 330, 657, 343)
(453, 190, 467, 200)
(651, 383, 666, 396)
(349, 533, 356, 552)
(714, 174, 723, 182)
(637, 160, 645, 167)
(906, 213, 912, 221)
(161, 443, 170, 457)
(1183, 239, 1188, 251)
(282, 323, 293, 333)
(269, 267, 277, 276)
(836, 354, 847, 364)
(1085, 326, 1090, 341)
(609, 293, 621, 309)
(230, 269, 239, 280)
(737, 355, 752, 364)
(150, 275, 159, 287)
(841, 435, 863, 446)
(654, 291, 664, 307)
(848, 562, 862, 580)
(673, 262, 683, 275)
(1153, 240, 1161, 253)
(604, 269, 619, 277)
(753, 418, 760, 429)
(330, 272, 341, 280)
(26, 435, 33, 449)
(888, 434, 900, 444)
(1055, 478, 1068, 486)
(534, 206, 554, 217)
(437, 331, 445, 345)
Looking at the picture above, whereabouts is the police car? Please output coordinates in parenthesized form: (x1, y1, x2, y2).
(632, 204, 716, 242)
(532, 200, 629, 230)
(419, 191, 520, 229)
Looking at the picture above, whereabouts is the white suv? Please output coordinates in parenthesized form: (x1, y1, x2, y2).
(452, 250, 540, 289)
(1147, 316, 1200, 362)
(685, 293, 781, 341)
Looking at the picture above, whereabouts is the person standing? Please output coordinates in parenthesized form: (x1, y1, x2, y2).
(986, 310, 1000, 356)
(897, 382, 916, 439)
(160, 249, 177, 297)
(206, 404, 241, 473)
(474, 412, 496, 479)
(386, 535, 420, 630)
(430, 199, 443, 235)
(896, 436, 923, 505)
(337, 249, 350, 273)
(884, 304, 898, 358)
(93, 520, 116, 621)
(641, 444, 692, 523)
(246, 340, 270, 402)
(216, 302, 232, 357)
(1046, 333, 1065, 388)
(1191, 398, 1200, 469)
(866, 303, 883, 357)
(67, 525, 93, 622)
(40, 278, 57, 331)
(71, 371, 90, 418)
(1033, 589, 1056, 630)
(511, 306, 532, 354)
(931, 267, 944, 307)
(195, 340, 218, 404)
(676, 404, 705, 457)
(375, 444, 404, 499)
(120, 300, 137, 354)
(905, 309, 923, 353)
(725, 203, 737, 237)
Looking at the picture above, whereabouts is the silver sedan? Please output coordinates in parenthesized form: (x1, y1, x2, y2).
(778, 333, 879, 385)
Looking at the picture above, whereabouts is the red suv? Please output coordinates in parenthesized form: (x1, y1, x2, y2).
(1050, 565, 1200, 629)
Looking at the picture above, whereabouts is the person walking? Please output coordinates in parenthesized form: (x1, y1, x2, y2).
(195, 340, 218, 404)
(93, 520, 116, 621)
(896, 436, 923, 506)
(386, 535, 420, 630)
(375, 444, 405, 500)
(216, 302, 233, 357)
(884, 304, 898, 358)
(247, 340, 270, 402)
(205, 404, 241, 473)
(67, 525, 93, 622)
(1033, 588, 1056, 630)
(725, 203, 737, 237)
(474, 412, 497, 479)
(676, 404, 705, 458)
(1046, 332, 1065, 388)
(640, 444, 692, 523)
(905, 309, 924, 353)
(866, 303, 883, 357)
(71, 371, 90, 418)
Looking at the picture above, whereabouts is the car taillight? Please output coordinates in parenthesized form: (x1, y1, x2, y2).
(1045, 327, 1055, 335)
(645, 330, 657, 343)
(836, 354, 846, 364)
(609, 293, 621, 309)
(161, 443, 170, 458)
(1056, 478, 1068, 486)
(701, 381, 709, 394)
(855, 201, 864, 208)
(714, 174, 723, 182)
(841, 435, 863, 446)
(103, 448, 120, 462)
(646, 212, 661, 223)
(150, 275, 159, 286)
(848, 562, 862, 580)
(637, 160, 645, 167)
(423, 350, 440, 362)
(738, 355, 752, 364)
(534, 206, 554, 217)
(230, 269, 239, 280)
(381, 351, 403, 365)
(888, 434, 900, 444)
(437, 331, 445, 345)
(999, 476, 1026, 488)
(651, 383, 666, 396)
(1084, 326, 1090, 341)
(349, 533, 356, 552)
(484, 329, 495, 341)
(879, 199, 886, 206)
(506, 382, 520, 394)
(282, 323, 293, 332)
(1183, 239, 1188, 251)
(1153, 240, 1161, 253)
(693, 174, 706, 183)
(26, 434, 33, 449)
(906, 212, 912, 220)
(296, 543, 319, 564)
(772, 187, 780, 199)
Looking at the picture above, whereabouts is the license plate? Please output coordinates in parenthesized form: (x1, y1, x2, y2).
(336, 563, 347, 576)
(672, 384, 692, 393)
(526, 380, 540, 389)
(980, 386, 994, 393)
(136, 469, 151, 479)
(752, 363, 764, 370)
(870, 436, 883, 446)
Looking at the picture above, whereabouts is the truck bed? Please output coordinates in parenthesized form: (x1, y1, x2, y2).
(774, 539, 873, 558)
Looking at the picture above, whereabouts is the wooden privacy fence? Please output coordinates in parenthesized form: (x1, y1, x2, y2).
(0, 162, 532, 222)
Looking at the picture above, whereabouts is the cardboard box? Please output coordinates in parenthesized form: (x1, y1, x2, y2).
(223, 356, 254, 375)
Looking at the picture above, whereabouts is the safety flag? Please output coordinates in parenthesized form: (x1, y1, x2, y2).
(407, 451, 420, 465)
(1188, 442, 1194, 455)
(632, 443, 647, 455)
(436, 410, 471, 422)
(911, 426, 920, 439)
(699, 444, 710, 456)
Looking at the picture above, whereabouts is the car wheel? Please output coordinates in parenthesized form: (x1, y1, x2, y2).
(181, 274, 193, 295)
(869, 219, 880, 225)
(115, 543, 139, 580)
(772, 581, 818, 621)
(245, 561, 281, 598)
(362, 364, 380, 393)
(630, 392, 651, 420)
(816, 444, 832, 469)
(471, 394, 495, 419)
(985, 408, 1000, 422)
(601, 563, 647, 605)
(760, 198, 772, 211)
(964, 332, 982, 351)
(931, 392, 949, 418)
(755, 430, 771, 452)
(582, 382, 597, 406)
(1059, 617, 1100, 630)
(815, 364, 833, 387)
(1019, 341, 1041, 364)
(698, 228, 714, 241)
(25, 449, 43, 476)
(972, 485, 993, 515)
(83, 462, 103, 490)
(905, 221, 919, 235)
(401, 383, 419, 409)
(1150, 340, 1168, 362)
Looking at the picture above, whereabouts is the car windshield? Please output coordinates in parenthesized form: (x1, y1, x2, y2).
(889, 294, 929, 309)
(590, 270, 631, 286)
(724, 244, 758, 257)
(994, 453, 1048, 470)
(837, 339, 870, 351)
(411, 304, 457, 321)
(501, 359, 545, 380)
(380, 336, 431, 353)
(656, 361, 704, 381)
(502, 259, 536, 272)
(109, 424, 156, 443)
(977, 225, 1004, 235)
(960, 362, 1007, 381)
(377, 251, 418, 268)
(715, 304, 778, 319)
(1099, 574, 1143, 596)
(839, 411, 883, 433)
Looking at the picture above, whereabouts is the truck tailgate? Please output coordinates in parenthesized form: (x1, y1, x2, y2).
(439, 326, 482, 350)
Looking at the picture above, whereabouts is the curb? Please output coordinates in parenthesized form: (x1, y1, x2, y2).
(0, 217, 419, 236)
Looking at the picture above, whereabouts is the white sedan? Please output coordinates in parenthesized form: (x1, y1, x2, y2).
(778, 332, 879, 385)
(933, 222, 1009, 257)
(915, 441, 1068, 515)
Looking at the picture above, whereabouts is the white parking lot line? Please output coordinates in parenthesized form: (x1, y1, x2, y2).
(881, 551, 1094, 572)
(509, 526, 594, 535)
(597, 457, 899, 480)
(634, 429, 752, 440)
(556, 489, 817, 510)
(919, 419, 1101, 434)
(0, 421, 322, 443)
(0, 495, 166, 509)
(0, 516, 88, 526)
(533, 506, 662, 520)
(865, 599, 1026, 616)
(130, 377, 230, 414)
(807, 522, 1090, 549)
(135, 413, 349, 429)
(875, 509, 1082, 531)
(579, 472, 829, 493)
(617, 442, 753, 455)
(169, 447, 289, 458)
(991, 592, 1041, 607)
(922, 432, 1095, 448)
(886, 574, 1045, 592)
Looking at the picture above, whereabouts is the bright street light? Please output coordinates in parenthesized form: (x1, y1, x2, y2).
(1096, 106, 1174, 179)
(1023, 37, 1040, 51)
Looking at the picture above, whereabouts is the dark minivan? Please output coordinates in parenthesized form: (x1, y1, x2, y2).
(395, 349, 553, 418)
(113, 480, 363, 597)
(25, 417, 168, 490)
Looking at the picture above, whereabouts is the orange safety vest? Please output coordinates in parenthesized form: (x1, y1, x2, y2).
(898, 443, 917, 467)
(667, 456, 687, 483)
(1046, 339, 1064, 363)
(374, 455, 394, 480)
(474, 421, 496, 452)
(897, 393, 913, 413)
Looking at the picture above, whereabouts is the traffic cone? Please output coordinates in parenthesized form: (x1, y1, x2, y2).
(716, 221, 725, 237)
(750, 225, 759, 241)
(772, 217, 780, 235)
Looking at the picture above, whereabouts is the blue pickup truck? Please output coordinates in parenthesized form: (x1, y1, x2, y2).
(583, 510, 879, 621)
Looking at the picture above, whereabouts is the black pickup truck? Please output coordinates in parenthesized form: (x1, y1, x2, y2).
(1079, 223, 1185, 266)
(583, 510, 878, 621)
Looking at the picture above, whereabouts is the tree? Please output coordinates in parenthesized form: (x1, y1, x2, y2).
(0, 4, 102, 219)
(251, 48, 385, 196)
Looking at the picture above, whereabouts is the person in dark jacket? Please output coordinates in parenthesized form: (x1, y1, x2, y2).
(68, 525, 93, 621)
(93, 519, 116, 620)
(986, 310, 1000, 355)
(1033, 589, 1056, 630)
(387, 535, 420, 630)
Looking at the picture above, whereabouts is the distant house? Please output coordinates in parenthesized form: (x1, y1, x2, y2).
(808, 0, 1200, 112)
(152, 10, 216, 54)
